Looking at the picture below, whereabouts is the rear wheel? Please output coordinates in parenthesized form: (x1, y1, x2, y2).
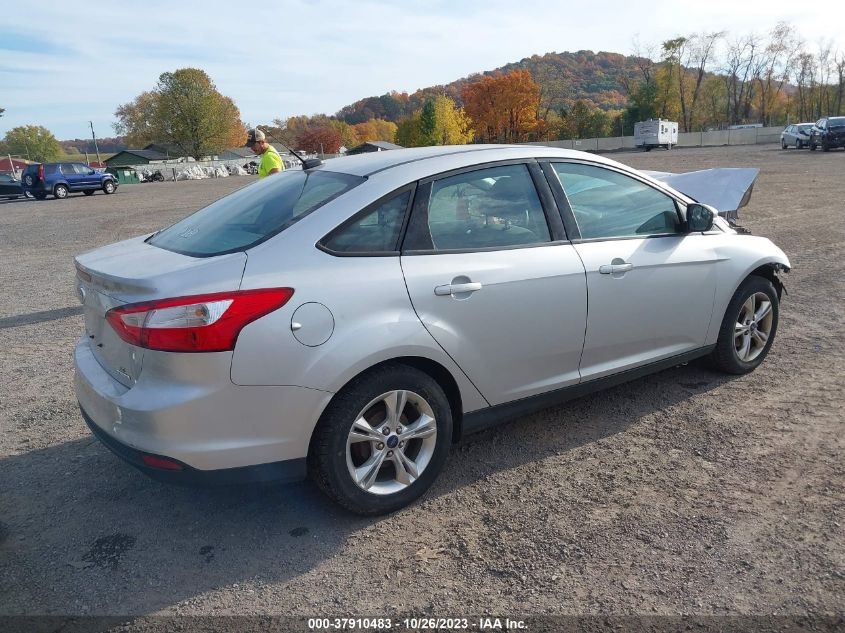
(53, 184, 68, 199)
(796, 139, 803, 149)
(708, 276, 779, 375)
(308, 364, 452, 515)
(103, 180, 116, 194)
(83, 190, 95, 196)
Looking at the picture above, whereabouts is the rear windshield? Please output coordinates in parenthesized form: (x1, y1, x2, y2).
(829, 117, 845, 127)
(149, 170, 365, 257)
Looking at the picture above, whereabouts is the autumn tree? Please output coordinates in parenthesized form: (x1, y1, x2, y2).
(395, 96, 473, 147)
(353, 118, 398, 143)
(296, 127, 343, 154)
(114, 68, 245, 159)
(2, 125, 62, 162)
(328, 119, 359, 149)
(113, 91, 159, 147)
(462, 70, 542, 143)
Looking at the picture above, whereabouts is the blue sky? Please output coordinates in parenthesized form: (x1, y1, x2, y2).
(0, 0, 840, 141)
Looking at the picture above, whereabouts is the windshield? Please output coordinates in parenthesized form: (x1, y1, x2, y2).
(828, 117, 845, 128)
(797, 124, 813, 132)
(149, 170, 365, 257)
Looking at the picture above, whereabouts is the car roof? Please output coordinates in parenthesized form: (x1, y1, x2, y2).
(317, 144, 620, 178)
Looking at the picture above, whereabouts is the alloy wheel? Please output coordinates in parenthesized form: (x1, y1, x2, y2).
(345, 390, 437, 495)
(734, 292, 774, 362)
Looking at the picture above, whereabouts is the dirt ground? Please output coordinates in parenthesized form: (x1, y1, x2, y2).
(0, 145, 843, 626)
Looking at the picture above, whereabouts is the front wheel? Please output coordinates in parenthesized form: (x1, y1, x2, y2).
(309, 364, 452, 515)
(781, 140, 787, 149)
(796, 139, 803, 149)
(103, 180, 116, 194)
(54, 184, 69, 199)
(708, 276, 779, 375)
(809, 142, 817, 151)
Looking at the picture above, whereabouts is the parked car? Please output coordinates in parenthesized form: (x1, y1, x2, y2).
(21, 161, 118, 199)
(780, 123, 814, 149)
(0, 173, 25, 199)
(74, 146, 790, 515)
(809, 117, 845, 151)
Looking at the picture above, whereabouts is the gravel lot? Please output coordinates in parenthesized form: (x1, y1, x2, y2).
(0, 145, 843, 626)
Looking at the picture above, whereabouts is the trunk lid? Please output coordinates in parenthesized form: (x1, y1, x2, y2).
(75, 235, 247, 387)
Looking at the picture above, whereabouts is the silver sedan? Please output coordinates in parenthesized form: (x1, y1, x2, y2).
(74, 145, 790, 515)
(781, 123, 814, 149)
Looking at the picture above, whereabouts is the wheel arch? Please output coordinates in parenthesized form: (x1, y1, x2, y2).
(310, 356, 467, 451)
(746, 262, 788, 299)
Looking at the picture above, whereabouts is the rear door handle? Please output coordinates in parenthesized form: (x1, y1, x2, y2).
(599, 262, 634, 274)
(434, 282, 483, 296)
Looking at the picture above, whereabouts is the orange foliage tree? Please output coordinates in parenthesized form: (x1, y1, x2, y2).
(296, 127, 343, 154)
(462, 70, 542, 143)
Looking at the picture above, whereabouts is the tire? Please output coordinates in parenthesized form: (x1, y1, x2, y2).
(83, 190, 95, 196)
(708, 275, 779, 375)
(34, 193, 47, 200)
(24, 174, 35, 187)
(796, 139, 803, 149)
(308, 363, 453, 515)
(781, 140, 787, 149)
(822, 140, 830, 152)
(809, 142, 817, 151)
(103, 180, 116, 194)
(53, 184, 68, 199)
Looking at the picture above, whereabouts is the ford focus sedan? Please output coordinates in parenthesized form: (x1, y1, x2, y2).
(74, 145, 790, 515)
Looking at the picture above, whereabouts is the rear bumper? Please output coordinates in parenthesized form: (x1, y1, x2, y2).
(79, 405, 306, 485)
(74, 336, 333, 477)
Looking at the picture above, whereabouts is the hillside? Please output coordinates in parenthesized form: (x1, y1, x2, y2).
(336, 50, 643, 124)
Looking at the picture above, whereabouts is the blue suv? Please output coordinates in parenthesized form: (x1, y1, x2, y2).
(21, 162, 118, 200)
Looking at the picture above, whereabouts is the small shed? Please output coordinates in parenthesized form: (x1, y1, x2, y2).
(105, 149, 168, 168)
(346, 141, 402, 155)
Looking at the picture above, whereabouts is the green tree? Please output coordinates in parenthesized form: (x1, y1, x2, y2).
(396, 113, 425, 147)
(420, 98, 437, 144)
(2, 125, 62, 162)
(114, 69, 245, 159)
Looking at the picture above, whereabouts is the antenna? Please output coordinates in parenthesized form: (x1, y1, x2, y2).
(257, 126, 323, 170)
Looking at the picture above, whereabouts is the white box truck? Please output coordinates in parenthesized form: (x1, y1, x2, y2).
(634, 119, 678, 151)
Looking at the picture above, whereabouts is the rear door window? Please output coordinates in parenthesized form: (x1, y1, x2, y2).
(420, 164, 552, 251)
(149, 170, 365, 257)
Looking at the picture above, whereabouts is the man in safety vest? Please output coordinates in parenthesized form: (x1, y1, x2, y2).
(246, 128, 284, 177)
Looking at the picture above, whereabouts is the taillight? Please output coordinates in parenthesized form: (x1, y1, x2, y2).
(38, 164, 44, 181)
(105, 288, 294, 352)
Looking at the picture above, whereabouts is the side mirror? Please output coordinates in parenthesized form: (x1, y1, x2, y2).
(687, 203, 715, 232)
(89, 169, 96, 175)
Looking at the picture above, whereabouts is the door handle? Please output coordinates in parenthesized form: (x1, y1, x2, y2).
(599, 262, 634, 274)
(434, 282, 483, 296)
